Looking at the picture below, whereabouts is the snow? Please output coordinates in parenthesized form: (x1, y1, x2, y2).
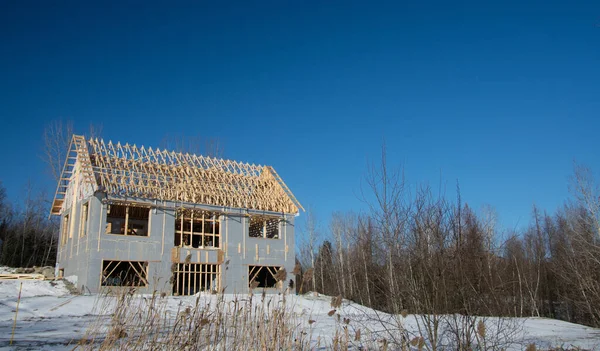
(0, 280, 70, 299)
(64, 275, 77, 286)
(0, 267, 14, 274)
(0, 280, 599, 350)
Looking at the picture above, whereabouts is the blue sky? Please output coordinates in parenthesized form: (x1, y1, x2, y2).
(0, 1, 599, 234)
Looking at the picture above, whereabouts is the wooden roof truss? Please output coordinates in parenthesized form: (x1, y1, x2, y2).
(50, 135, 97, 215)
(50, 135, 303, 216)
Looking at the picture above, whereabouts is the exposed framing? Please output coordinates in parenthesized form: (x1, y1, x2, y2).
(50, 135, 96, 216)
(79, 202, 89, 237)
(175, 209, 221, 248)
(51, 135, 304, 216)
(249, 216, 281, 239)
(61, 214, 70, 246)
(173, 263, 220, 295)
(101, 260, 148, 287)
(248, 265, 283, 289)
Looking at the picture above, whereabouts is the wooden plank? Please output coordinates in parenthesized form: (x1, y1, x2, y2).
(171, 247, 179, 262)
(0, 274, 45, 280)
(127, 262, 148, 286)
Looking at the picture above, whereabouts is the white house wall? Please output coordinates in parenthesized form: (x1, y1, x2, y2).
(58, 184, 297, 294)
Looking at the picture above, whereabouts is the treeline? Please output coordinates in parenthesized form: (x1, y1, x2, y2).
(0, 181, 58, 267)
(297, 159, 600, 328)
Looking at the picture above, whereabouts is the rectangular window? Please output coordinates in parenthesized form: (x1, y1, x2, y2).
(79, 202, 89, 237)
(174, 209, 221, 248)
(61, 214, 70, 246)
(249, 216, 280, 239)
(248, 265, 283, 288)
(106, 204, 150, 236)
(172, 263, 220, 295)
(101, 260, 148, 287)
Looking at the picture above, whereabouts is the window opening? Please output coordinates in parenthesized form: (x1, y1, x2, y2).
(80, 202, 89, 237)
(248, 265, 282, 288)
(101, 260, 148, 287)
(61, 214, 70, 246)
(172, 263, 220, 295)
(249, 216, 280, 239)
(106, 204, 150, 236)
(174, 209, 220, 248)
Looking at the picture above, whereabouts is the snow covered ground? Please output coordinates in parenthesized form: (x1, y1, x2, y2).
(0, 276, 599, 350)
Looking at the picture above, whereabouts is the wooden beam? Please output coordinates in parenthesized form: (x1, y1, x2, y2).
(0, 274, 45, 280)
(85, 136, 302, 214)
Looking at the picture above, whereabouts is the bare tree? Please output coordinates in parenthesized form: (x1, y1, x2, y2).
(300, 206, 319, 292)
(330, 212, 346, 296)
(480, 204, 498, 253)
(160, 133, 223, 158)
(41, 120, 104, 182)
(570, 163, 600, 240)
(42, 119, 73, 182)
(361, 142, 408, 314)
(0, 181, 58, 267)
(293, 153, 600, 337)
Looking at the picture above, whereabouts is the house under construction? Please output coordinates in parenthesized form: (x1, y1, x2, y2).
(51, 135, 302, 295)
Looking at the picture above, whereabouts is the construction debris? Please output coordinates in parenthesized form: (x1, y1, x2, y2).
(11, 266, 55, 279)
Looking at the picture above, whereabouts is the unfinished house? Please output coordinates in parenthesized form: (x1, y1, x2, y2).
(51, 135, 303, 295)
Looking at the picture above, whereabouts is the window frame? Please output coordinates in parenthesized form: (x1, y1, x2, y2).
(248, 265, 284, 289)
(101, 260, 149, 287)
(172, 263, 220, 295)
(248, 216, 281, 239)
(61, 213, 70, 246)
(105, 204, 151, 237)
(79, 202, 89, 238)
(175, 209, 221, 249)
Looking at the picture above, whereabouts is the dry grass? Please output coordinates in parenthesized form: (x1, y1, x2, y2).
(76, 290, 303, 350)
(73, 287, 375, 350)
(71, 287, 546, 351)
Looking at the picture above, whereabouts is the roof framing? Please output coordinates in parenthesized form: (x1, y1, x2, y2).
(50, 135, 303, 216)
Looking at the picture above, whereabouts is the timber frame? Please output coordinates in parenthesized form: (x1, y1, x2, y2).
(51, 135, 303, 217)
(53, 134, 300, 295)
(249, 265, 284, 289)
(172, 263, 220, 295)
(101, 260, 149, 287)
